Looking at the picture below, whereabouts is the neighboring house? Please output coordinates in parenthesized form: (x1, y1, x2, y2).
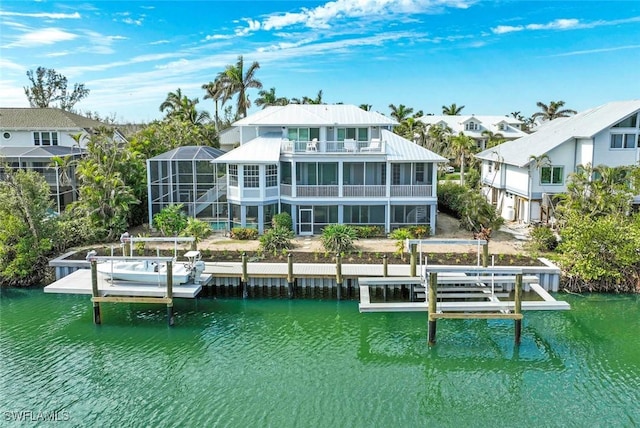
(475, 100, 640, 224)
(419, 115, 527, 150)
(218, 126, 239, 152)
(0, 107, 126, 213)
(211, 104, 447, 235)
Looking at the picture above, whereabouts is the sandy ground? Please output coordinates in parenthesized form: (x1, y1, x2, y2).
(196, 213, 530, 255)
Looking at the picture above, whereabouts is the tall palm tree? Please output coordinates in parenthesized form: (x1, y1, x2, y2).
(302, 90, 323, 105)
(202, 78, 228, 130)
(359, 104, 372, 111)
(449, 133, 475, 186)
(217, 55, 262, 119)
(424, 124, 452, 154)
(388, 103, 414, 123)
(254, 87, 289, 109)
(532, 100, 577, 121)
(442, 103, 465, 115)
(481, 130, 504, 149)
(159, 88, 186, 116)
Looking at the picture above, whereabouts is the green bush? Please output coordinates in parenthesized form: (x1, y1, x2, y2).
(389, 228, 413, 257)
(407, 225, 430, 238)
(153, 204, 188, 236)
(529, 225, 558, 252)
(180, 218, 213, 249)
(259, 227, 294, 253)
(271, 212, 293, 231)
(353, 225, 384, 238)
(438, 182, 503, 234)
(321, 224, 357, 253)
(230, 227, 258, 240)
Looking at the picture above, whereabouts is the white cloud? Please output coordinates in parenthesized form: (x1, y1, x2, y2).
(0, 58, 24, 71)
(7, 27, 77, 47)
(527, 18, 579, 31)
(492, 16, 640, 35)
(150, 39, 170, 45)
(548, 44, 640, 58)
(248, 0, 475, 32)
(122, 17, 144, 26)
(0, 11, 81, 19)
(205, 34, 234, 41)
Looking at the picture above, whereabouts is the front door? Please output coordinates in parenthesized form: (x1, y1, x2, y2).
(299, 208, 313, 235)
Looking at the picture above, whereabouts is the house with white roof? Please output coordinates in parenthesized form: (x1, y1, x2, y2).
(419, 115, 527, 150)
(212, 104, 447, 235)
(475, 100, 640, 223)
(0, 107, 126, 213)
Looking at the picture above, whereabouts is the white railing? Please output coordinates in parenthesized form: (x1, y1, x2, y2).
(280, 139, 385, 154)
(390, 185, 433, 197)
(280, 184, 292, 196)
(343, 185, 386, 197)
(297, 185, 339, 197)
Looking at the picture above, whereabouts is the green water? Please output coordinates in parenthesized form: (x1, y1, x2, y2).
(1, 290, 638, 427)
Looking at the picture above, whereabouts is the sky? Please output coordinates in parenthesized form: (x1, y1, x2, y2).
(1, 0, 639, 124)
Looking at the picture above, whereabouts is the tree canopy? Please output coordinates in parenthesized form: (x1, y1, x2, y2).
(24, 66, 89, 110)
(532, 100, 577, 121)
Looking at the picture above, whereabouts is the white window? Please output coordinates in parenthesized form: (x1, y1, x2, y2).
(266, 164, 278, 187)
(229, 165, 238, 187)
(244, 165, 259, 188)
(287, 128, 319, 141)
(540, 166, 564, 185)
(33, 131, 58, 146)
(337, 128, 368, 141)
(610, 134, 637, 149)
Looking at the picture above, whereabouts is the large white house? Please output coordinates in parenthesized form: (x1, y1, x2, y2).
(475, 100, 640, 223)
(0, 108, 125, 213)
(212, 104, 447, 235)
(419, 114, 527, 150)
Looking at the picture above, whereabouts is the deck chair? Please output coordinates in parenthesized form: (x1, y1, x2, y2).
(344, 138, 358, 152)
(360, 138, 381, 152)
(306, 138, 318, 152)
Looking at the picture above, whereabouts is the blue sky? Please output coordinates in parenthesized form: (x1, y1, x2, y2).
(1, 1, 639, 123)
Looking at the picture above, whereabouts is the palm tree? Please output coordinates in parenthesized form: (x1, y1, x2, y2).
(442, 103, 465, 115)
(202, 78, 228, 130)
(423, 124, 452, 154)
(160, 89, 207, 125)
(481, 130, 504, 149)
(254, 87, 289, 109)
(449, 133, 475, 186)
(532, 100, 577, 121)
(159, 88, 186, 116)
(217, 55, 262, 119)
(388, 104, 414, 123)
(359, 104, 372, 111)
(302, 90, 323, 105)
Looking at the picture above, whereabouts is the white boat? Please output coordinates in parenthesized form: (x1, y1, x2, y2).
(95, 251, 204, 285)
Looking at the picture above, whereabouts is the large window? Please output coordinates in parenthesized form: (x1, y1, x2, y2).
(344, 205, 385, 225)
(540, 166, 564, 185)
(266, 164, 278, 187)
(33, 131, 58, 146)
(244, 165, 259, 188)
(288, 128, 319, 141)
(613, 114, 638, 128)
(296, 162, 338, 185)
(229, 165, 238, 186)
(610, 134, 637, 149)
(337, 127, 368, 141)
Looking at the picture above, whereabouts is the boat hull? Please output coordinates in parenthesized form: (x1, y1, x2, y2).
(96, 260, 192, 285)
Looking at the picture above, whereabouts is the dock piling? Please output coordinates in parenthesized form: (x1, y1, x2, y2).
(410, 244, 417, 277)
(166, 260, 174, 326)
(382, 255, 388, 301)
(241, 252, 248, 299)
(335, 253, 343, 300)
(90, 260, 101, 325)
(514, 273, 522, 344)
(427, 272, 438, 346)
(287, 253, 294, 299)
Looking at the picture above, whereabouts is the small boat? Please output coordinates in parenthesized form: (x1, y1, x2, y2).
(95, 251, 204, 285)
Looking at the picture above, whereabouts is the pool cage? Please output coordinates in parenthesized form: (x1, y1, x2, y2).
(147, 146, 228, 232)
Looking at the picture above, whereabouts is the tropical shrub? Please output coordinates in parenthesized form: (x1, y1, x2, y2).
(230, 227, 258, 240)
(407, 225, 430, 239)
(271, 212, 293, 231)
(438, 182, 503, 235)
(180, 218, 213, 250)
(153, 204, 188, 236)
(389, 228, 413, 258)
(354, 225, 384, 238)
(529, 225, 558, 252)
(259, 227, 295, 253)
(321, 224, 357, 253)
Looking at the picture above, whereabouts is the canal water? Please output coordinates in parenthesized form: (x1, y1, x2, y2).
(1, 289, 638, 427)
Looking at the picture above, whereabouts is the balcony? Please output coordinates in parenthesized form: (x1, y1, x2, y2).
(280, 139, 384, 154)
(279, 183, 434, 198)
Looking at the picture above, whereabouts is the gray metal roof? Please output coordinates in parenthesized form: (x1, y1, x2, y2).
(211, 134, 282, 164)
(0, 108, 112, 130)
(382, 129, 448, 162)
(233, 104, 398, 127)
(0, 145, 85, 158)
(149, 145, 226, 161)
(419, 114, 527, 139)
(475, 100, 640, 167)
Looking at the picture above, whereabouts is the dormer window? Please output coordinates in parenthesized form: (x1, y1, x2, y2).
(465, 122, 478, 131)
(498, 123, 507, 131)
(612, 114, 638, 128)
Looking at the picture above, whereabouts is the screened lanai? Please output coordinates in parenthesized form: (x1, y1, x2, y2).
(147, 146, 227, 230)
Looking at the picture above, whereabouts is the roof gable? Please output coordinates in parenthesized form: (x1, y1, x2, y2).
(0, 108, 112, 130)
(233, 104, 397, 127)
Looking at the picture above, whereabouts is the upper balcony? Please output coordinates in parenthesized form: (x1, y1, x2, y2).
(281, 138, 385, 155)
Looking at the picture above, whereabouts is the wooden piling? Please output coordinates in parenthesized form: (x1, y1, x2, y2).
(382, 255, 388, 301)
(90, 259, 101, 325)
(428, 272, 438, 345)
(482, 243, 489, 268)
(410, 243, 417, 277)
(287, 253, 294, 299)
(514, 273, 523, 344)
(335, 253, 343, 300)
(241, 252, 248, 299)
(166, 260, 174, 326)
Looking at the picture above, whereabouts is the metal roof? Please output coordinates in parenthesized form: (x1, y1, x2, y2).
(0, 108, 113, 130)
(419, 114, 527, 139)
(476, 100, 640, 167)
(382, 129, 448, 162)
(149, 145, 226, 161)
(211, 134, 282, 164)
(0, 145, 85, 158)
(233, 104, 398, 127)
